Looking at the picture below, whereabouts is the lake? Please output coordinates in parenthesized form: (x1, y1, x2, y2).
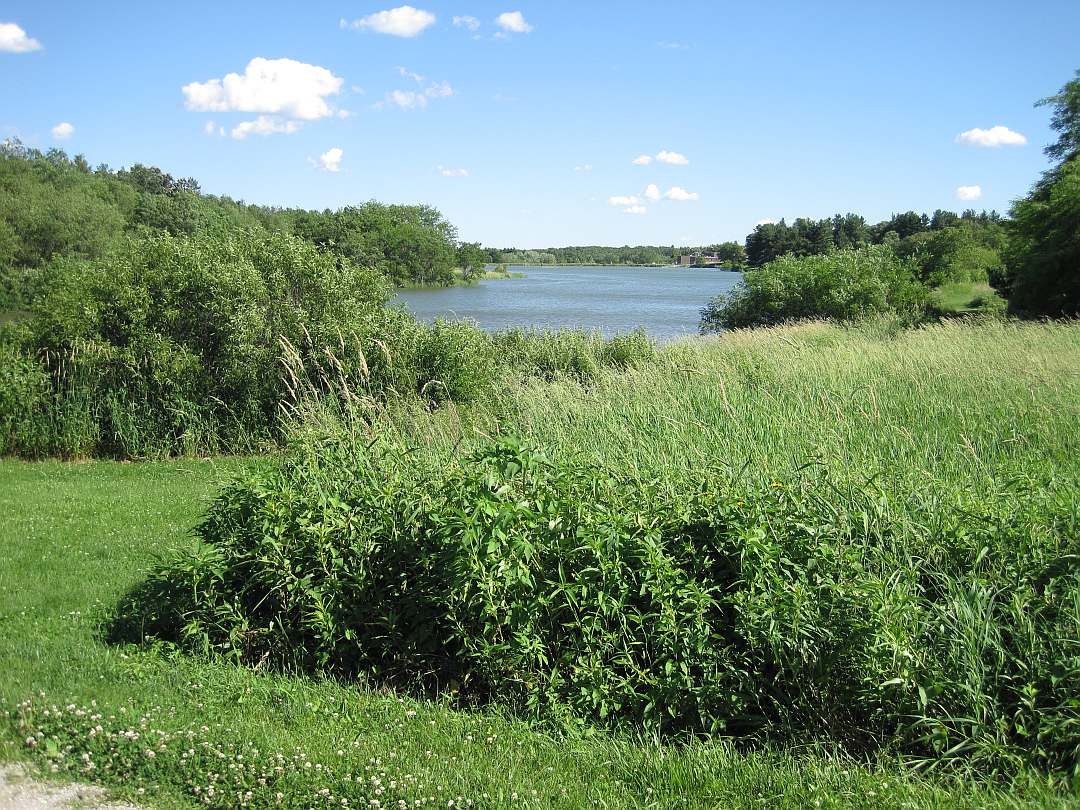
(395, 265, 743, 340)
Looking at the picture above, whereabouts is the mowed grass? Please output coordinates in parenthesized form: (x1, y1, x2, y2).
(929, 282, 1005, 314)
(2, 319, 1080, 808)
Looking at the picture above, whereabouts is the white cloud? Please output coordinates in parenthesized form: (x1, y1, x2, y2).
(438, 165, 469, 177)
(956, 184, 982, 201)
(426, 80, 453, 98)
(182, 58, 343, 122)
(656, 149, 689, 165)
(495, 11, 533, 33)
(657, 41, 688, 50)
(50, 122, 74, 140)
(955, 125, 1027, 148)
(608, 195, 641, 206)
(664, 186, 699, 201)
(643, 183, 661, 202)
(397, 66, 425, 83)
(346, 6, 437, 37)
(314, 147, 344, 172)
(230, 116, 301, 140)
(756, 218, 777, 226)
(383, 78, 453, 111)
(0, 22, 42, 53)
(574, 164, 593, 172)
(203, 120, 217, 136)
(632, 154, 653, 165)
(387, 90, 427, 110)
(452, 15, 480, 30)
(623, 205, 647, 215)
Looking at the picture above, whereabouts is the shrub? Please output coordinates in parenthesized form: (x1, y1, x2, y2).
(1, 228, 403, 457)
(415, 319, 497, 405)
(700, 245, 928, 332)
(120, 432, 1080, 777)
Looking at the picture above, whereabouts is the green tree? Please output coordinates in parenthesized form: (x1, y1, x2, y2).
(1004, 69, 1080, 316)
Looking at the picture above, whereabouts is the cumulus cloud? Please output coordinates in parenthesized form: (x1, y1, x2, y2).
(574, 164, 593, 172)
(397, 66, 425, 83)
(438, 166, 469, 177)
(309, 147, 342, 172)
(664, 186, 699, 201)
(643, 183, 662, 202)
(452, 15, 480, 30)
(50, 122, 74, 140)
(955, 125, 1027, 148)
(656, 149, 689, 165)
(183, 58, 342, 123)
(230, 116, 301, 140)
(345, 6, 437, 37)
(632, 154, 653, 165)
(203, 120, 218, 136)
(0, 22, 42, 53)
(495, 11, 533, 33)
(956, 184, 982, 201)
(608, 195, 641, 207)
(623, 205, 647, 215)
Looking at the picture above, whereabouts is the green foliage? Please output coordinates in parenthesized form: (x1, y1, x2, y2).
(128, 437, 1080, 775)
(898, 224, 1007, 288)
(699, 245, 928, 331)
(1039, 68, 1080, 166)
(743, 211, 1004, 269)
(1006, 155, 1080, 317)
(10, 456, 1066, 810)
(290, 203, 460, 287)
(995, 68, 1080, 317)
(488, 245, 679, 266)
(415, 319, 498, 404)
(2, 228, 401, 457)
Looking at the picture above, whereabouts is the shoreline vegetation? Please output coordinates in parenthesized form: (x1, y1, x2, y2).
(1, 69, 1079, 809)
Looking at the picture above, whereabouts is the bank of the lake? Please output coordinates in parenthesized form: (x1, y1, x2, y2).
(395, 264, 742, 339)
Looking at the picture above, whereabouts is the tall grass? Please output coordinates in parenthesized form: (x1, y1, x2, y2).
(121, 318, 1080, 782)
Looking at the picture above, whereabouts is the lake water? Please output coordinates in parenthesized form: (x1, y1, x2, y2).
(395, 265, 742, 340)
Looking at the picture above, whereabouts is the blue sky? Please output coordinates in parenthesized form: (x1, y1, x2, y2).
(2, 1, 1078, 247)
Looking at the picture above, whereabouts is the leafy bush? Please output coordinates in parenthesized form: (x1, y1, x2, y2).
(415, 319, 498, 405)
(1, 228, 402, 457)
(700, 246, 928, 332)
(121, 432, 1080, 778)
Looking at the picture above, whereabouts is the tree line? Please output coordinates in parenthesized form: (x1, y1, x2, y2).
(0, 141, 485, 306)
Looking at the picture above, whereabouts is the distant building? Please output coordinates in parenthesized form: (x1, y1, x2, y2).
(680, 254, 724, 267)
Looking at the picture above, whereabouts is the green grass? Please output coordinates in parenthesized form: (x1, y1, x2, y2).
(0, 308, 32, 326)
(3, 319, 1080, 807)
(930, 282, 1006, 314)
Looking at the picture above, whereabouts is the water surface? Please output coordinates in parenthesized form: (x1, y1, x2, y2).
(395, 265, 742, 340)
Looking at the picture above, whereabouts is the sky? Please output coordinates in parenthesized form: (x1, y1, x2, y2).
(1, 1, 1078, 248)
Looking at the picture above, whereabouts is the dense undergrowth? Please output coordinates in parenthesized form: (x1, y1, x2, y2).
(113, 319, 1080, 784)
(0, 225, 656, 459)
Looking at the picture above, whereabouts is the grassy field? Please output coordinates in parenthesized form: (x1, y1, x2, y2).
(3, 319, 1080, 808)
(929, 281, 1006, 314)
